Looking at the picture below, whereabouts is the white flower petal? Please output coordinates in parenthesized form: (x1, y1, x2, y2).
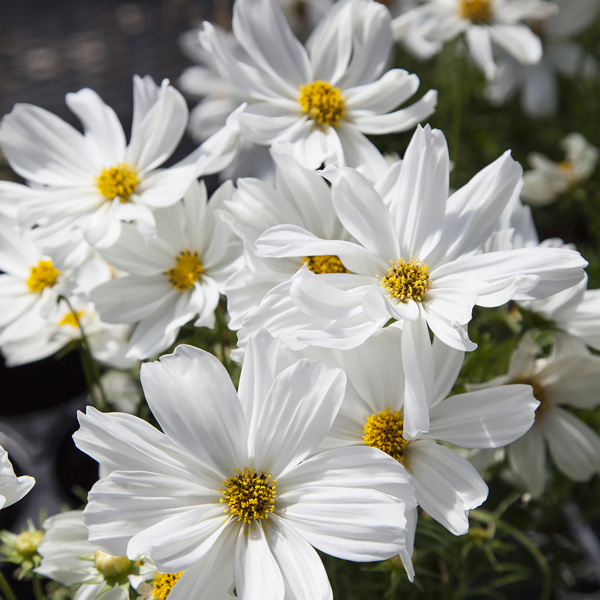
(140, 345, 247, 476)
(507, 425, 546, 497)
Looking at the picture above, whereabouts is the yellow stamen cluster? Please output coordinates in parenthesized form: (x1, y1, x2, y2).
(151, 572, 183, 599)
(26, 260, 60, 293)
(511, 376, 548, 415)
(380, 258, 430, 302)
(166, 250, 204, 291)
(460, 0, 493, 23)
(302, 255, 349, 274)
(363, 408, 407, 463)
(96, 163, 139, 201)
(220, 467, 277, 523)
(58, 310, 84, 328)
(299, 80, 346, 127)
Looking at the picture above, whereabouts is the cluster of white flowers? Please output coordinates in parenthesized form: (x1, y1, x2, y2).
(0, 0, 598, 598)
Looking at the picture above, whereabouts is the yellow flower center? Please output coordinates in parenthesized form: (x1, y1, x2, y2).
(166, 250, 204, 291)
(460, 0, 493, 23)
(15, 530, 43, 559)
(363, 408, 407, 463)
(302, 255, 349, 274)
(511, 376, 548, 415)
(151, 572, 183, 599)
(96, 163, 139, 201)
(58, 310, 83, 328)
(380, 258, 430, 302)
(26, 260, 60, 293)
(93, 551, 133, 584)
(299, 81, 346, 127)
(220, 467, 277, 524)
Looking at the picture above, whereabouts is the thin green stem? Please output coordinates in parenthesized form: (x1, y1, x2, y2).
(57, 295, 109, 410)
(32, 574, 45, 600)
(0, 570, 17, 600)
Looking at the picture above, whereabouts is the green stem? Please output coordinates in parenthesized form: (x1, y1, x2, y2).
(214, 306, 231, 371)
(57, 296, 109, 410)
(0, 570, 17, 600)
(32, 574, 45, 600)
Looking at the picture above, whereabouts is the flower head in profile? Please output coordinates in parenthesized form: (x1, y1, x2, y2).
(200, 0, 437, 179)
(36, 510, 152, 600)
(0, 445, 35, 511)
(396, 0, 558, 79)
(470, 332, 600, 497)
(522, 133, 599, 206)
(73, 332, 415, 598)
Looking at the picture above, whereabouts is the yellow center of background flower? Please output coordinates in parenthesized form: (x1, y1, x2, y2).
(460, 0, 492, 23)
(151, 572, 183, 599)
(221, 467, 277, 523)
(15, 530, 43, 559)
(96, 163, 139, 201)
(166, 250, 204, 291)
(303, 255, 349, 274)
(58, 310, 83, 328)
(363, 408, 407, 463)
(511, 376, 548, 414)
(26, 260, 60, 293)
(380, 258, 430, 301)
(299, 81, 346, 127)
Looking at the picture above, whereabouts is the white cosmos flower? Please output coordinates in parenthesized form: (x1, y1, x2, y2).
(223, 146, 402, 331)
(0, 445, 35, 510)
(199, 0, 437, 178)
(470, 332, 600, 497)
(300, 328, 538, 547)
(0, 75, 238, 256)
(521, 133, 599, 206)
(36, 510, 152, 600)
(247, 125, 587, 362)
(73, 332, 415, 599)
(90, 180, 241, 360)
(0, 217, 72, 347)
(397, 0, 558, 80)
(485, 0, 600, 117)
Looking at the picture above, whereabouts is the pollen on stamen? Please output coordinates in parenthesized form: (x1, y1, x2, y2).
(302, 255, 349, 274)
(379, 258, 430, 302)
(299, 80, 346, 127)
(220, 467, 277, 524)
(363, 408, 407, 463)
(26, 260, 60, 293)
(58, 310, 84, 328)
(96, 163, 139, 202)
(166, 250, 204, 291)
(460, 0, 493, 24)
(151, 572, 183, 599)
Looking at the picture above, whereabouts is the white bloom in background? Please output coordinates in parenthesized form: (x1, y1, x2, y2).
(0, 445, 35, 510)
(91, 181, 240, 360)
(521, 133, 599, 206)
(200, 0, 437, 178)
(471, 332, 600, 497)
(36, 510, 152, 600)
(0, 295, 132, 369)
(0, 75, 238, 256)
(0, 217, 72, 348)
(301, 328, 538, 549)
(397, 0, 558, 80)
(73, 333, 415, 598)
(485, 0, 600, 117)
(248, 125, 587, 362)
